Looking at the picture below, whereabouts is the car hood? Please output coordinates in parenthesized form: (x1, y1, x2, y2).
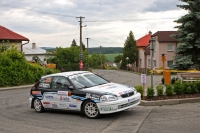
(81, 83, 134, 96)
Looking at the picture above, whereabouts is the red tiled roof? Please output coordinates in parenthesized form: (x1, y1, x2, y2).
(0, 25, 29, 41)
(152, 31, 178, 42)
(136, 34, 151, 47)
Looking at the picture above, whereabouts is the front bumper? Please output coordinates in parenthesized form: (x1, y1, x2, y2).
(97, 93, 141, 114)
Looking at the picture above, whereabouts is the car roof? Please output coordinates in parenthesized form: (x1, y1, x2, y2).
(41, 71, 92, 79)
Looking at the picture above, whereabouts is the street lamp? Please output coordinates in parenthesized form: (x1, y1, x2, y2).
(150, 37, 156, 87)
(126, 57, 129, 71)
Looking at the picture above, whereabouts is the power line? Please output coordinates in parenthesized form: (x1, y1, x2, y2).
(83, 17, 177, 23)
(0, 2, 76, 18)
(90, 39, 123, 45)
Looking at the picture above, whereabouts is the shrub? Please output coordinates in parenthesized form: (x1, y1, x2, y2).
(190, 81, 198, 94)
(195, 80, 200, 92)
(147, 86, 154, 98)
(171, 77, 177, 84)
(165, 84, 173, 96)
(134, 85, 143, 97)
(156, 85, 164, 96)
(173, 80, 184, 95)
(161, 78, 164, 84)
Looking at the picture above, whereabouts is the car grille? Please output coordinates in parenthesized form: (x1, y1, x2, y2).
(121, 92, 134, 98)
(118, 99, 140, 109)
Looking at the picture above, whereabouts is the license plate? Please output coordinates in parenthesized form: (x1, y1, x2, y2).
(128, 98, 135, 102)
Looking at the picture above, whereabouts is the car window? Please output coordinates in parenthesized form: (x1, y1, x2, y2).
(52, 76, 70, 90)
(69, 73, 109, 89)
(38, 77, 52, 89)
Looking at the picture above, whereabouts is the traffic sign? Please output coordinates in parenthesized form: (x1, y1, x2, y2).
(80, 61, 84, 69)
(141, 74, 146, 83)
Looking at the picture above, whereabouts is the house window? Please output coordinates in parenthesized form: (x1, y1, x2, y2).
(148, 59, 150, 66)
(168, 44, 174, 51)
(153, 60, 156, 67)
(140, 59, 142, 66)
(167, 61, 174, 67)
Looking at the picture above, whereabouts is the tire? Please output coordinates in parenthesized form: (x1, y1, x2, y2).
(83, 100, 100, 119)
(33, 99, 44, 113)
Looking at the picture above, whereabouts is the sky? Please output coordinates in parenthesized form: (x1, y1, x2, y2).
(0, 0, 188, 48)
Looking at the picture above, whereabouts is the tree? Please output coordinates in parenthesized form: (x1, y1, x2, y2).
(114, 54, 123, 63)
(48, 46, 88, 71)
(82, 42, 86, 51)
(0, 40, 10, 52)
(173, 0, 200, 70)
(122, 31, 138, 67)
(89, 53, 106, 68)
(71, 39, 77, 47)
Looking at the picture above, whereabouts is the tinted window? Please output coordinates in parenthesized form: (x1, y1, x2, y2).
(39, 77, 52, 89)
(52, 76, 70, 90)
(69, 73, 109, 89)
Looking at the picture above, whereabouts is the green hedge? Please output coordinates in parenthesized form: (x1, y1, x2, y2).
(0, 48, 60, 87)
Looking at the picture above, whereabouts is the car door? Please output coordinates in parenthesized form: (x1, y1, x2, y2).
(37, 76, 58, 108)
(52, 76, 78, 110)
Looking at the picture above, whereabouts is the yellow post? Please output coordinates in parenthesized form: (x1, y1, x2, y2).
(161, 53, 166, 80)
(164, 67, 171, 84)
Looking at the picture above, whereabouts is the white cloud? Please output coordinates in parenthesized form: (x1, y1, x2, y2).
(0, 0, 188, 48)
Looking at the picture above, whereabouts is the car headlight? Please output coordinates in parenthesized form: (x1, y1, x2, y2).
(100, 95, 118, 102)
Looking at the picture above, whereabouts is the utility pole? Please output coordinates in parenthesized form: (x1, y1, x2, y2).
(76, 16, 85, 70)
(100, 46, 102, 69)
(86, 38, 90, 68)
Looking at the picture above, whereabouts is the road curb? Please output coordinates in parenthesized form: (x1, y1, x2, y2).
(139, 97, 200, 106)
(0, 85, 34, 91)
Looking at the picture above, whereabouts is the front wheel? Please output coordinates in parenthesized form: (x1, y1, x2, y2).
(83, 100, 100, 119)
(33, 99, 44, 113)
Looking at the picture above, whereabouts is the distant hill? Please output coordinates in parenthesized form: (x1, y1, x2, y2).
(41, 47, 123, 54)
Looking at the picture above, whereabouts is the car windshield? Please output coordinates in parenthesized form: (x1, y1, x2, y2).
(69, 73, 109, 89)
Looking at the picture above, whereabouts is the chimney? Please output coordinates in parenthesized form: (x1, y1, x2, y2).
(149, 31, 152, 35)
(32, 43, 36, 49)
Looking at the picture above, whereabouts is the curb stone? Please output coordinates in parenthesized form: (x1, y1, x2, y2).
(139, 97, 200, 106)
(0, 85, 34, 91)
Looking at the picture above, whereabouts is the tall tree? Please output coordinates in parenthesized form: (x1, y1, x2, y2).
(173, 0, 200, 70)
(122, 31, 137, 67)
(71, 39, 77, 47)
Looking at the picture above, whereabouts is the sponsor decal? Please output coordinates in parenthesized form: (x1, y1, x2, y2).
(106, 86, 118, 89)
(71, 95, 86, 101)
(43, 102, 50, 104)
(100, 107, 114, 111)
(98, 84, 113, 88)
(128, 98, 135, 103)
(59, 103, 67, 108)
(77, 98, 82, 102)
(69, 104, 77, 108)
(86, 93, 100, 100)
(58, 91, 68, 96)
(119, 90, 133, 95)
(52, 103, 58, 108)
(32, 91, 41, 95)
(59, 96, 71, 102)
(45, 95, 54, 99)
(43, 102, 51, 107)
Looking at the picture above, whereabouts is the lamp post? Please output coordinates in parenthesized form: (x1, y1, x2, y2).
(150, 37, 155, 87)
(126, 57, 129, 71)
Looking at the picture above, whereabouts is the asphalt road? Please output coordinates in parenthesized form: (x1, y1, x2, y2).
(0, 70, 200, 133)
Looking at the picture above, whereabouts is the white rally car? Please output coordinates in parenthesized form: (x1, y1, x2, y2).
(29, 71, 141, 118)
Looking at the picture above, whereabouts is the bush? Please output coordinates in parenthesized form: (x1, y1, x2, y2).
(173, 80, 184, 95)
(165, 84, 173, 96)
(147, 86, 154, 98)
(134, 85, 143, 97)
(0, 48, 59, 87)
(161, 78, 164, 84)
(195, 80, 200, 92)
(190, 81, 198, 94)
(171, 77, 177, 84)
(156, 85, 164, 96)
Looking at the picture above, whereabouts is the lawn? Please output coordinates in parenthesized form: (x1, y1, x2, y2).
(105, 53, 122, 62)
